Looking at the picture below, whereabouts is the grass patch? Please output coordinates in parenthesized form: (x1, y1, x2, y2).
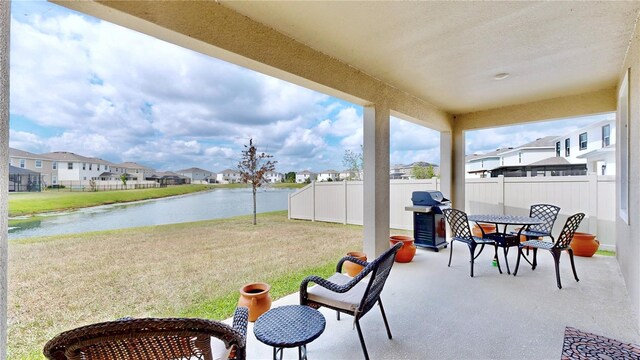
(180, 261, 336, 320)
(596, 249, 616, 256)
(8, 211, 362, 359)
(8, 184, 213, 216)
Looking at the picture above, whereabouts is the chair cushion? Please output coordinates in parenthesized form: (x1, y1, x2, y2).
(307, 272, 369, 312)
(210, 338, 232, 360)
(521, 240, 554, 250)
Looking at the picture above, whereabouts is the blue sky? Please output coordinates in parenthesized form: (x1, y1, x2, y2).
(8, 1, 609, 172)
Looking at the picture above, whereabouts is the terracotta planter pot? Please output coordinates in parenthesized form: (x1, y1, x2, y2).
(571, 232, 600, 257)
(238, 282, 272, 322)
(389, 235, 416, 263)
(343, 251, 367, 277)
(472, 224, 496, 238)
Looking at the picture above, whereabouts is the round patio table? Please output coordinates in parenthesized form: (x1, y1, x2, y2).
(467, 214, 543, 274)
(254, 305, 326, 360)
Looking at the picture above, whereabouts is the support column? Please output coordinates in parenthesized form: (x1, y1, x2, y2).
(439, 131, 453, 201)
(451, 127, 466, 210)
(363, 104, 390, 257)
(0, 1, 10, 359)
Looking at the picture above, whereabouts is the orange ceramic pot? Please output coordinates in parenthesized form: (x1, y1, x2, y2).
(238, 282, 272, 322)
(472, 224, 496, 238)
(571, 232, 600, 257)
(389, 235, 416, 263)
(343, 251, 367, 277)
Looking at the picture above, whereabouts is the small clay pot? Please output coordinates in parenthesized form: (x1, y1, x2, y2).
(343, 251, 367, 277)
(389, 235, 417, 263)
(472, 224, 496, 238)
(571, 232, 600, 257)
(238, 282, 272, 322)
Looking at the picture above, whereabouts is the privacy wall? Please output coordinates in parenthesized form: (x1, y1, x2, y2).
(289, 175, 615, 249)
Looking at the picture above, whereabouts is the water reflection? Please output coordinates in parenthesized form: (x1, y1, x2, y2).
(9, 188, 293, 240)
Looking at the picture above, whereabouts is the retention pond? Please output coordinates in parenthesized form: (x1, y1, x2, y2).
(9, 188, 293, 240)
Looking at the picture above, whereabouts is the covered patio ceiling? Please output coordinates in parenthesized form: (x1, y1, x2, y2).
(221, 1, 639, 115)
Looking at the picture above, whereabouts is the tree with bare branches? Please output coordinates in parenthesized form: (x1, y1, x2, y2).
(238, 138, 277, 225)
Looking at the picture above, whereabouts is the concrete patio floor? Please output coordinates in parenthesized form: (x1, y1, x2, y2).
(243, 243, 639, 359)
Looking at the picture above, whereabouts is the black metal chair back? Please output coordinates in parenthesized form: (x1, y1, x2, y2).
(528, 204, 561, 235)
(358, 243, 400, 316)
(442, 208, 473, 240)
(553, 213, 585, 249)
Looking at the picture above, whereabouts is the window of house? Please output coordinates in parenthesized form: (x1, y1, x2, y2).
(52, 176, 57, 184)
(97, 164, 100, 171)
(89, 163, 92, 170)
(618, 69, 629, 223)
(35, 160, 42, 168)
(579, 132, 587, 150)
(518, 152, 522, 164)
(565, 138, 570, 157)
(68, 162, 73, 170)
(602, 124, 611, 147)
(19, 159, 25, 168)
(52, 161, 57, 170)
(555, 142, 561, 157)
(82, 163, 86, 170)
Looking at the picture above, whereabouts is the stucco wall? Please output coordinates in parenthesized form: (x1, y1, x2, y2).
(616, 19, 640, 331)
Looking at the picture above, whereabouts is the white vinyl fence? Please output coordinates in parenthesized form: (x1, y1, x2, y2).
(288, 175, 615, 250)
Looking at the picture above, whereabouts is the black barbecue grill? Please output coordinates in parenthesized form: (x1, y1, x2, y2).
(404, 191, 451, 251)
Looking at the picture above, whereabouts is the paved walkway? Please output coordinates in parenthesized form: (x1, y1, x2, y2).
(243, 243, 639, 359)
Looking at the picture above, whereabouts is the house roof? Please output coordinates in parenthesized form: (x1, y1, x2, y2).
(120, 162, 153, 170)
(42, 151, 97, 163)
(466, 136, 558, 161)
(9, 165, 40, 175)
(9, 147, 53, 160)
(319, 169, 339, 174)
(527, 156, 572, 166)
(297, 170, 316, 175)
(176, 167, 212, 173)
(220, 169, 239, 174)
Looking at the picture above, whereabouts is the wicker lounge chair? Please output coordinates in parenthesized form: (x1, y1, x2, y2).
(300, 242, 402, 360)
(43, 307, 249, 360)
(513, 213, 585, 289)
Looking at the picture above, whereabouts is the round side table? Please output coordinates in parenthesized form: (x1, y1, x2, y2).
(254, 305, 326, 360)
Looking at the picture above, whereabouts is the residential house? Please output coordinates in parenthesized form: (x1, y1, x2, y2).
(295, 170, 317, 183)
(217, 169, 241, 184)
(119, 162, 156, 181)
(151, 171, 191, 185)
(42, 152, 108, 185)
(466, 136, 558, 178)
(264, 171, 283, 183)
(557, 118, 616, 175)
(339, 169, 363, 181)
(317, 169, 339, 182)
(9, 147, 57, 186)
(175, 167, 215, 182)
(390, 162, 440, 179)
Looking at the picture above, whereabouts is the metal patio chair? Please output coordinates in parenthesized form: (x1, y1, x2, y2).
(513, 204, 561, 247)
(513, 213, 585, 289)
(43, 307, 249, 360)
(443, 208, 500, 277)
(300, 242, 402, 360)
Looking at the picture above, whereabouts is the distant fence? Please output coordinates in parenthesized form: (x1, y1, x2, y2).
(288, 175, 615, 250)
(52, 180, 161, 192)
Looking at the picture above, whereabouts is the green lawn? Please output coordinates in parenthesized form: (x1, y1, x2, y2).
(8, 211, 363, 359)
(8, 184, 214, 216)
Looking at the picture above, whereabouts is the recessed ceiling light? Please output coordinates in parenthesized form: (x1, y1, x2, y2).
(493, 73, 510, 80)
